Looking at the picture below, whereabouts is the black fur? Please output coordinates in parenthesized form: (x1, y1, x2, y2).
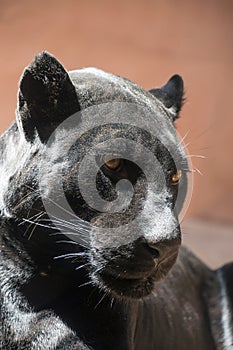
(149, 74, 184, 120)
(0, 52, 232, 349)
(19, 52, 80, 142)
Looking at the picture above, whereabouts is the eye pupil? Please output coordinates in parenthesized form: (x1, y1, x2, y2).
(104, 157, 121, 170)
(171, 170, 182, 184)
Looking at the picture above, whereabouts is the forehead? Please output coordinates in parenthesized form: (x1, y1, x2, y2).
(48, 69, 187, 169)
(69, 67, 164, 111)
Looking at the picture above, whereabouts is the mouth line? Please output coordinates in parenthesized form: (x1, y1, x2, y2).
(100, 264, 156, 281)
(100, 269, 153, 283)
(100, 251, 178, 281)
(158, 251, 178, 266)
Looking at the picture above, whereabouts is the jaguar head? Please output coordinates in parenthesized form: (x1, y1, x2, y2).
(2, 52, 190, 299)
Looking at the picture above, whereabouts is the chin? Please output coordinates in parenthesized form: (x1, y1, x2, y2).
(92, 252, 178, 300)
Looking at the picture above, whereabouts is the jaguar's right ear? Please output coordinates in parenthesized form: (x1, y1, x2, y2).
(149, 75, 184, 122)
(17, 51, 80, 143)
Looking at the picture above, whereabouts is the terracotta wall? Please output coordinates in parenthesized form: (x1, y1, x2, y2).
(0, 0, 232, 223)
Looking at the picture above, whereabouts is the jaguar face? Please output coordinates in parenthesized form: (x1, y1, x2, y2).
(1, 52, 190, 300)
(84, 132, 184, 299)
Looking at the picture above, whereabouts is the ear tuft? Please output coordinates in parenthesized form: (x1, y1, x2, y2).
(18, 51, 80, 143)
(149, 75, 184, 121)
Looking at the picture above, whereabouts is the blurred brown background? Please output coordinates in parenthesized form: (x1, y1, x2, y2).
(0, 0, 232, 268)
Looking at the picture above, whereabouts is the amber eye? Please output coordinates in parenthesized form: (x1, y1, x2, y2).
(103, 156, 121, 170)
(171, 170, 182, 184)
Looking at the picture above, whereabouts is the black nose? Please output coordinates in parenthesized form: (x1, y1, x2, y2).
(140, 236, 181, 262)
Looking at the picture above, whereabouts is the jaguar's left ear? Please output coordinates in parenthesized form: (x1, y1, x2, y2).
(149, 75, 184, 121)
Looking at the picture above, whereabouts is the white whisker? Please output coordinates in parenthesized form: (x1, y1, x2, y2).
(55, 240, 80, 245)
(21, 218, 56, 230)
(78, 281, 93, 289)
(94, 292, 107, 310)
(54, 252, 87, 260)
(179, 130, 190, 146)
(194, 167, 203, 176)
(110, 297, 115, 309)
(41, 195, 79, 220)
(186, 154, 206, 159)
(75, 263, 91, 271)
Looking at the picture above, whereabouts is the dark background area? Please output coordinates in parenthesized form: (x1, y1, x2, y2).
(0, 0, 232, 267)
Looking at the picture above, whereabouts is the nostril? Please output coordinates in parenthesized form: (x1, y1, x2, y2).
(144, 243, 160, 259)
(136, 236, 180, 261)
(143, 236, 181, 262)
